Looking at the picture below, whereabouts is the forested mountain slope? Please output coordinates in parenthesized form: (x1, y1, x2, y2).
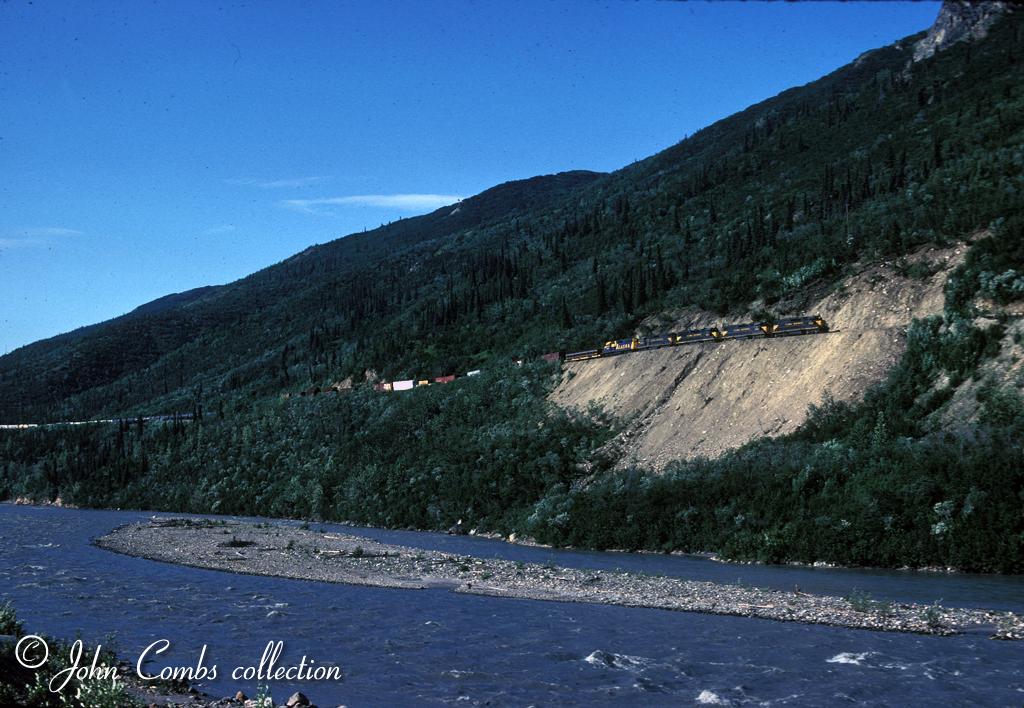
(2, 4, 1015, 426)
(0, 171, 603, 422)
(2, 4, 1021, 426)
(2, 3, 1023, 571)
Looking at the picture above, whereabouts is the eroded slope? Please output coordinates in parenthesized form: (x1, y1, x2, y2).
(552, 241, 971, 468)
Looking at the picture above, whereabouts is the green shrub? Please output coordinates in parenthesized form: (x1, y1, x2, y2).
(0, 601, 23, 637)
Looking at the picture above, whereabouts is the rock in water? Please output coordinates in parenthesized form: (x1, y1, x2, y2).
(287, 691, 311, 707)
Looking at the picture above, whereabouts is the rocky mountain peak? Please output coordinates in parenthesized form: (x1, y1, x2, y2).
(913, 1, 1008, 62)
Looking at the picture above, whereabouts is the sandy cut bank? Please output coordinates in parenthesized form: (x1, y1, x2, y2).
(96, 517, 1023, 640)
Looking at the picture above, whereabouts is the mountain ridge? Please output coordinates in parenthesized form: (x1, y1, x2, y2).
(2, 1, 1020, 428)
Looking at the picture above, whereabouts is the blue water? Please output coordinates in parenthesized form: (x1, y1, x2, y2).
(1, 505, 1022, 706)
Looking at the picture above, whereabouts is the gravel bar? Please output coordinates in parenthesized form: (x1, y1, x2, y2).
(96, 518, 1024, 640)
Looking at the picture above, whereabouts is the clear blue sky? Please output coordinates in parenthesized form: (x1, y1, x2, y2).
(0, 0, 939, 354)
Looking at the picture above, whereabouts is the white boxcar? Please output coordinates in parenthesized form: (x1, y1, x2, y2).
(392, 380, 415, 391)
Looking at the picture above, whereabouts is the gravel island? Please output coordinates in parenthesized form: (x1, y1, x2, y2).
(96, 518, 1024, 640)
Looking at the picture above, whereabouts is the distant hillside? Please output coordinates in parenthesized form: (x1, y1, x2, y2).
(0, 170, 603, 422)
(128, 286, 221, 317)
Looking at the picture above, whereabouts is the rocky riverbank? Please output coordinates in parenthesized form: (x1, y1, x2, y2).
(96, 518, 1024, 640)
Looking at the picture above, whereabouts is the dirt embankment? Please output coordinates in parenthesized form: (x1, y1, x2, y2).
(551, 242, 971, 469)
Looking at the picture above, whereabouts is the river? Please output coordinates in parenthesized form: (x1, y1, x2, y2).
(1, 504, 1021, 706)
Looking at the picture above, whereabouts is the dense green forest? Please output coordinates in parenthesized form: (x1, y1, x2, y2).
(2, 10, 1024, 571)
(0, 363, 617, 527)
(2, 221, 1022, 572)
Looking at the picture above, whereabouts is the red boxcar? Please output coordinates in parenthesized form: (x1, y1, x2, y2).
(434, 374, 457, 384)
(541, 351, 565, 362)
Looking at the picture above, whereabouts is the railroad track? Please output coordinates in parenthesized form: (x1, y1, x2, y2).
(0, 315, 835, 425)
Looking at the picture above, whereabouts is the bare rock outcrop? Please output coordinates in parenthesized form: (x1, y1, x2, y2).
(913, 1, 1008, 63)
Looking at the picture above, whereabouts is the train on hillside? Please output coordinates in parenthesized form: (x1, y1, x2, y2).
(373, 370, 479, 393)
(559, 315, 829, 363)
(364, 315, 829, 393)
